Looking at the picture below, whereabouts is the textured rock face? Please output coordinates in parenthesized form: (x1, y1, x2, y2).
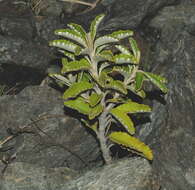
(0, 162, 78, 190)
(99, 0, 179, 31)
(138, 4, 195, 190)
(0, 0, 65, 73)
(0, 86, 101, 171)
(0, 34, 52, 70)
(64, 158, 156, 190)
(0, 158, 156, 190)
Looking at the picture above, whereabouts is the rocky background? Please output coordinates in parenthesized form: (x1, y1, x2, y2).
(0, 0, 195, 189)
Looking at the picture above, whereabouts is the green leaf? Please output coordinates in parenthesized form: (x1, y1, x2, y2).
(49, 74, 71, 86)
(105, 80, 127, 94)
(63, 81, 93, 100)
(75, 46, 83, 55)
(110, 30, 133, 40)
(81, 119, 98, 133)
(98, 62, 110, 75)
(112, 65, 133, 76)
(114, 101, 151, 114)
(61, 58, 91, 73)
(114, 53, 137, 64)
(129, 37, 140, 63)
(59, 50, 75, 60)
(135, 72, 145, 91)
(97, 50, 114, 62)
(90, 14, 105, 41)
(96, 44, 109, 54)
(89, 103, 104, 120)
(49, 39, 81, 54)
(115, 45, 130, 55)
(90, 122, 98, 132)
(98, 71, 127, 94)
(108, 132, 153, 160)
(64, 97, 91, 115)
(127, 85, 146, 98)
(77, 72, 91, 83)
(98, 70, 112, 86)
(106, 97, 126, 104)
(89, 93, 103, 107)
(67, 23, 87, 39)
(110, 108, 135, 135)
(142, 72, 168, 93)
(54, 29, 86, 46)
(136, 90, 146, 98)
(94, 35, 118, 49)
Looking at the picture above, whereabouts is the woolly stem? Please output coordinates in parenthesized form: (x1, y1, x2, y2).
(97, 111, 112, 164)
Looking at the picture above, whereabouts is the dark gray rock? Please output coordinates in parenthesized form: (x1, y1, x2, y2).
(57, 0, 181, 33)
(0, 162, 78, 190)
(0, 17, 34, 40)
(27, 0, 64, 16)
(0, 0, 33, 18)
(99, 0, 179, 31)
(0, 35, 52, 70)
(0, 158, 157, 190)
(57, 158, 158, 190)
(0, 0, 61, 71)
(0, 86, 101, 171)
(34, 16, 63, 42)
(138, 4, 195, 190)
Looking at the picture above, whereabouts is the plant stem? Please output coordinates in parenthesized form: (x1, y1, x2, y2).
(97, 94, 118, 164)
(98, 111, 112, 164)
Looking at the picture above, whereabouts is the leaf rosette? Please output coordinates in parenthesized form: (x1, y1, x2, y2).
(49, 14, 168, 164)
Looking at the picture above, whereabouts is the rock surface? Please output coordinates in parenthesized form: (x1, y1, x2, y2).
(0, 158, 158, 190)
(64, 158, 157, 190)
(100, 0, 178, 31)
(0, 162, 77, 190)
(138, 4, 195, 190)
(0, 86, 101, 171)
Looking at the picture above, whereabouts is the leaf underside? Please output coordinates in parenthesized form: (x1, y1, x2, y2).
(49, 39, 81, 54)
(90, 14, 105, 41)
(115, 45, 130, 55)
(114, 53, 137, 64)
(110, 30, 133, 40)
(54, 28, 86, 46)
(94, 35, 118, 49)
(68, 23, 87, 39)
(59, 50, 75, 60)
